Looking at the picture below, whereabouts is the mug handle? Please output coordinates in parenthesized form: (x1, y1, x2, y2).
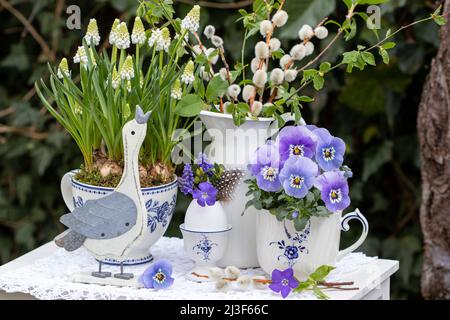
(267, 112, 306, 140)
(337, 208, 369, 260)
(61, 171, 75, 212)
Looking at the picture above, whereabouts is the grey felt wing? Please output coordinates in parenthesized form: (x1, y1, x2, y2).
(60, 192, 137, 240)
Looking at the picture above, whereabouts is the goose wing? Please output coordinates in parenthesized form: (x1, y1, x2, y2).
(60, 192, 137, 240)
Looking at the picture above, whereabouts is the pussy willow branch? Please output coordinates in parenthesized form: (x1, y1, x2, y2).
(174, 0, 254, 9)
(286, 12, 445, 104)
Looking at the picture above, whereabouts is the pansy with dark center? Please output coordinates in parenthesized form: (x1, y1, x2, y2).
(313, 128, 345, 171)
(315, 171, 350, 212)
(276, 126, 317, 164)
(279, 157, 318, 198)
(248, 143, 282, 192)
(139, 259, 174, 290)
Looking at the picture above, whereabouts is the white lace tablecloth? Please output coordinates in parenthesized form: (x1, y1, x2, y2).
(0, 237, 376, 300)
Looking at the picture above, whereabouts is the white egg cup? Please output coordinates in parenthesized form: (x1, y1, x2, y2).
(180, 223, 232, 282)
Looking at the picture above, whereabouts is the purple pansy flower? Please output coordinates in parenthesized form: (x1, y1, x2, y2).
(313, 128, 346, 171)
(279, 157, 318, 199)
(269, 268, 299, 298)
(195, 152, 214, 176)
(179, 164, 194, 195)
(192, 181, 217, 207)
(248, 143, 282, 192)
(315, 171, 351, 212)
(277, 126, 317, 164)
(138, 259, 174, 290)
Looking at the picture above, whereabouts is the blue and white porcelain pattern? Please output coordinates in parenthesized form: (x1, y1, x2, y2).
(269, 221, 310, 268)
(192, 234, 218, 262)
(61, 170, 178, 265)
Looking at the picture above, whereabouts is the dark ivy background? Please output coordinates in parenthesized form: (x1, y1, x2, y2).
(0, 0, 439, 299)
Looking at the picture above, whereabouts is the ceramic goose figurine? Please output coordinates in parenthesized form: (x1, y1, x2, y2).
(55, 106, 151, 280)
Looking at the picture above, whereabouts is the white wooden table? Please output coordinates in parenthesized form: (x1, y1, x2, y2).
(0, 240, 399, 300)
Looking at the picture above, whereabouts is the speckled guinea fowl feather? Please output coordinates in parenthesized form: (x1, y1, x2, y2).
(214, 169, 245, 202)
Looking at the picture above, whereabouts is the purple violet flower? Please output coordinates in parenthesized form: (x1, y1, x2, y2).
(192, 181, 217, 207)
(279, 157, 318, 199)
(269, 268, 299, 299)
(315, 171, 351, 212)
(276, 126, 317, 164)
(138, 259, 174, 290)
(195, 152, 214, 176)
(248, 143, 282, 192)
(179, 164, 194, 195)
(313, 128, 346, 171)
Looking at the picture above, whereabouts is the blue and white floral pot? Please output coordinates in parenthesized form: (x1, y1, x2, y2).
(256, 209, 368, 279)
(180, 223, 232, 282)
(60, 170, 178, 265)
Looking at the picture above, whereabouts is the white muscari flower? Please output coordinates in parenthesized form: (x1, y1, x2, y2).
(304, 41, 315, 56)
(269, 37, 281, 53)
(284, 69, 298, 82)
(57, 58, 70, 79)
(74, 103, 83, 115)
(272, 10, 288, 27)
(126, 80, 132, 92)
(211, 35, 223, 48)
(251, 101, 263, 117)
(171, 79, 182, 100)
(148, 28, 171, 52)
(251, 57, 266, 73)
(270, 68, 284, 85)
(120, 55, 134, 80)
(111, 67, 120, 89)
(227, 84, 241, 99)
(253, 69, 267, 88)
(73, 46, 87, 64)
(299, 24, 314, 40)
(131, 17, 146, 45)
(85, 19, 100, 46)
(224, 266, 240, 279)
(205, 47, 219, 65)
(315, 26, 329, 39)
(290, 44, 306, 61)
(242, 85, 256, 102)
(109, 19, 120, 45)
(255, 41, 269, 59)
(115, 22, 130, 49)
(259, 20, 273, 37)
(181, 5, 200, 33)
(181, 60, 195, 85)
(280, 54, 292, 69)
(204, 25, 216, 39)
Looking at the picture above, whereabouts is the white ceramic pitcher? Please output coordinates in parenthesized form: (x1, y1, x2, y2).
(199, 111, 299, 268)
(256, 209, 369, 278)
